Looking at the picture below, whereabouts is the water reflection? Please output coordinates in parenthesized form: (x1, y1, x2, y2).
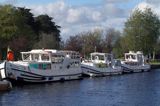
(1, 70, 160, 106)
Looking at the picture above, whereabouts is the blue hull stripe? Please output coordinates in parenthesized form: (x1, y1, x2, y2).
(121, 65, 134, 71)
(11, 68, 81, 77)
(81, 66, 105, 74)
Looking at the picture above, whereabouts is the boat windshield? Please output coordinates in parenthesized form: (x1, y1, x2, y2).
(126, 54, 136, 60)
(41, 54, 50, 61)
(106, 55, 112, 61)
(92, 54, 105, 60)
(22, 53, 50, 62)
(31, 54, 39, 61)
(51, 54, 64, 63)
(23, 53, 30, 61)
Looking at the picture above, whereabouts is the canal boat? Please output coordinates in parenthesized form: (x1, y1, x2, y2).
(0, 49, 82, 83)
(121, 51, 150, 73)
(81, 52, 122, 77)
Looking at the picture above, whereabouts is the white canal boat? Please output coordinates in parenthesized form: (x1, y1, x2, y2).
(0, 49, 82, 83)
(81, 52, 122, 77)
(121, 51, 150, 73)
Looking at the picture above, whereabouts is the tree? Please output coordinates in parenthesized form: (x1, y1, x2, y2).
(77, 30, 103, 58)
(103, 28, 121, 53)
(34, 15, 61, 49)
(0, 5, 17, 43)
(123, 8, 160, 55)
(64, 29, 103, 58)
(0, 5, 61, 60)
(0, 5, 36, 59)
(64, 35, 82, 52)
(33, 33, 57, 49)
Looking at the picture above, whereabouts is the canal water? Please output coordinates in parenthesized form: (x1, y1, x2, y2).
(1, 69, 160, 106)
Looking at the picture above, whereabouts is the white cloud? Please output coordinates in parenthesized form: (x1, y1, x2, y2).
(3, 0, 158, 41)
(133, 1, 160, 18)
(104, 3, 126, 18)
(134, 2, 152, 12)
(67, 8, 82, 23)
(20, 0, 130, 40)
(92, 11, 102, 21)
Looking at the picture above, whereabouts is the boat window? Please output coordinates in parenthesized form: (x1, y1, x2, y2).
(39, 64, 43, 69)
(126, 55, 129, 59)
(99, 55, 104, 60)
(46, 64, 51, 69)
(40, 63, 51, 70)
(23, 53, 30, 61)
(92, 55, 96, 60)
(107, 55, 111, 61)
(41, 54, 50, 61)
(30, 54, 40, 61)
(51, 54, 64, 63)
(115, 60, 121, 66)
(33, 54, 39, 61)
(30, 63, 51, 70)
(131, 55, 136, 59)
(92, 55, 105, 60)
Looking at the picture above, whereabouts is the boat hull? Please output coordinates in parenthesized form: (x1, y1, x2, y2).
(81, 65, 122, 77)
(0, 61, 82, 84)
(121, 64, 150, 73)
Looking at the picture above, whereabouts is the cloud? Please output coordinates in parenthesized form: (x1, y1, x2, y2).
(104, 3, 127, 18)
(22, 0, 130, 40)
(66, 8, 83, 23)
(133, 1, 160, 17)
(133, 2, 152, 12)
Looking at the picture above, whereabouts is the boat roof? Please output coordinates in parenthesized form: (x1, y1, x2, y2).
(21, 49, 58, 54)
(125, 51, 143, 55)
(90, 52, 111, 56)
(59, 50, 79, 53)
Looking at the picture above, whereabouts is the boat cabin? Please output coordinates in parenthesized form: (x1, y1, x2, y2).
(124, 51, 144, 65)
(90, 52, 113, 64)
(21, 49, 64, 63)
(59, 50, 80, 60)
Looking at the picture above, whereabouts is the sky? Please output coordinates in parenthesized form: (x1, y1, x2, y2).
(0, 0, 160, 40)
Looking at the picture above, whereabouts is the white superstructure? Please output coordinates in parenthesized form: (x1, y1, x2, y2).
(121, 51, 150, 73)
(0, 49, 82, 83)
(81, 52, 122, 77)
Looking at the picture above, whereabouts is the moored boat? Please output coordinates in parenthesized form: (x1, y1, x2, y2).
(121, 51, 150, 73)
(81, 52, 122, 77)
(0, 49, 82, 84)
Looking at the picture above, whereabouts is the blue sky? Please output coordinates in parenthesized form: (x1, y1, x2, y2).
(17, 0, 103, 6)
(0, 0, 159, 40)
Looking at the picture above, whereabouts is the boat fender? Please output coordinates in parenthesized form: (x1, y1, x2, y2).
(7, 51, 14, 61)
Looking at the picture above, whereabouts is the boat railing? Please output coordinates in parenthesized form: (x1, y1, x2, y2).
(83, 59, 92, 63)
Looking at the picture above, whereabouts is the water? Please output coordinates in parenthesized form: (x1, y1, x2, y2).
(1, 70, 160, 106)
